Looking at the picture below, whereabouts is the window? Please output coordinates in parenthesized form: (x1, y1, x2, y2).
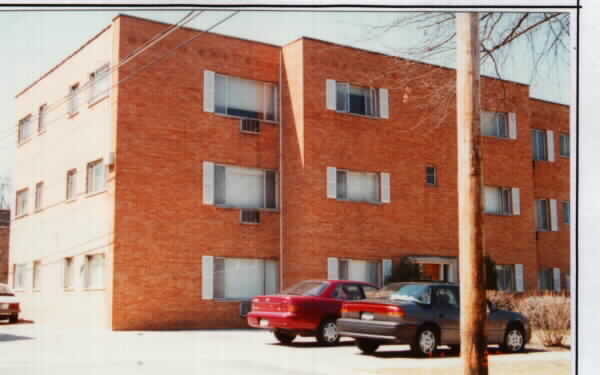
(559, 133, 570, 157)
(64, 257, 75, 289)
(85, 254, 105, 289)
(38, 104, 47, 132)
(536, 199, 550, 231)
(68, 83, 79, 115)
(32, 261, 41, 290)
(331, 284, 364, 300)
(213, 258, 279, 299)
(483, 186, 516, 215)
(426, 166, 437, 185)
(495, 265, 516, 292)
(532, 129, 555, 161)
(210, 164, 277, 209)
(86, 160, 105, 194)
(66, 169, 77, 200)
(13, 264, 26, 290)
(338, 259, 380, 287)
(15, 188, 29, 216)
(336, 82, 379, 117)
(18, 115, 33, 144)
(481, 111, 509, 138)
(539, 267, 561, 291)
(34, 182, 44, 211)
(214, 73, 278, 121)
(336, 170, 380, 202)
(434, 287, 459, 308)
(89, 64, 110, 103)
(562, 201, 570, 224)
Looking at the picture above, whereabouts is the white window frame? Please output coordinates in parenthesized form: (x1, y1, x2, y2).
(335, 81, 380, 118)
(89, 63, 111, 103)
(86, 159, 105, 194)
(68, 83, 79, 115)
(66, 169, 77, 200)
(559, 133, 570, 158)
(34, 181, 44, 211)
(482, 111, 510, 138)
(15, 188, 29, 217)
(17, 115, 33, 144)
(211, 73, 279, 123)
(208, 163, 278, 210)
(484, 186, 516, 215)
(211, 257, 279, 300)
(335, 169, 381, 203)
(32, 261, 41, 291)
(38, 104, 47, 133)
(13, 264, 26, 290)
(84, 253, 105, 290)
(532, 128, 555, 161)
(63, 257, 75, 290)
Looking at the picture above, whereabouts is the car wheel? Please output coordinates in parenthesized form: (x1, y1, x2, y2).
(501, 325, 525, 353)
(274, 330, 297, 345)
(356, 339, 380, 355)
(316, 319, 340, 346)
(9, 314, 18, 324)
(412, 326, 439, 357)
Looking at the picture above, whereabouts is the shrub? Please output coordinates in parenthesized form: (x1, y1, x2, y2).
(486, 290, 571, 347)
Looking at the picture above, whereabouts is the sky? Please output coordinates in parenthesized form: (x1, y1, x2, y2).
(0, 9, 571, 202)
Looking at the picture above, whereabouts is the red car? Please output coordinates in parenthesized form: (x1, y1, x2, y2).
(247, 280, 378, 345)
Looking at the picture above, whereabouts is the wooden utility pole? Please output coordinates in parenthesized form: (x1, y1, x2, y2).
(456, 13, 488, 375)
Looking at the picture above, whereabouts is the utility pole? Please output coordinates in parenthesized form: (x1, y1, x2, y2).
(456, 13, 488, 375)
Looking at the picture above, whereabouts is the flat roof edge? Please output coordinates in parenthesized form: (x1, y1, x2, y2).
(15, 23, 112, 99)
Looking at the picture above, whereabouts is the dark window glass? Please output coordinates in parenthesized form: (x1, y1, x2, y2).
(214, 165, 226, 205)
(426, 166, 437, 185)
(336, 170, 348, 199)
(265, 171, 276, 209)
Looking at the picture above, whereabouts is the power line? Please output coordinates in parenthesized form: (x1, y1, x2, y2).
(0, 10, 204, 143)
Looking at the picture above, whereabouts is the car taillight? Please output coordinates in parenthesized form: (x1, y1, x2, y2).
(385, 307, 406, 318)
(340, 306, 349, 315)
(287, 304, 297, 313)
(9, 303, 19, 309)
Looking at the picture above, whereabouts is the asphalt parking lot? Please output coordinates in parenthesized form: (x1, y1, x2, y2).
(0, 321, 570, 375)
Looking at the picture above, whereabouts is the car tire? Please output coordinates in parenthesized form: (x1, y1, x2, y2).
(316, 318, 340, 346)
(501, 325, 526, 353)
(412, 325, 439, 357)
(356, 339, 380, 355)
(9, 314, 18, 324)
(274, 330, 297, 345)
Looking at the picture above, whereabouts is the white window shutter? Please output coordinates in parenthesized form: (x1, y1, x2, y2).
(515, 264, 524, 292)
(448, 263, 456, 283)
(203, 70, 215, 113)
(380, 172, 391, 203)
(553, 267, 561, 292)
(550, 199, 559, 231)
(382, 259, 392, 285)
(508, 112, 518, 139)
(326, 79, 337, 110)
(203, 161, 215, 205)
(327, 257, 339, 280)
(327, 167, 337, 199)
(202, 256, 214, 299)
(547, 130, 555, 161)
(511, 187, 521, 215)
(379, 88, 389, 119)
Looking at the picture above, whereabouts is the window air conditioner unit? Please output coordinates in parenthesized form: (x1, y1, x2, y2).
(240, 209, 260, 224)
(240, 118, 260, 134)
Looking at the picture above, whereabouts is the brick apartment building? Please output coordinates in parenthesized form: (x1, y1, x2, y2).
(0, 210, 9, 283)
(10, 15, 570, 330)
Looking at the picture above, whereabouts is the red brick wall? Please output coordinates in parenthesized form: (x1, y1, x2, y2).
(530, 99, 571, 283)
(112, 16, 281, 330)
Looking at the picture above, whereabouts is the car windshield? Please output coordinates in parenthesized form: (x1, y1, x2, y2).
(371, 283, 431, 304)
(0, 284, 14, 295)
(283, 281, 329, 296)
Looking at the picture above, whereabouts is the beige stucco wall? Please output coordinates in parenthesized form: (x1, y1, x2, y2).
(10, 24, 115, 329)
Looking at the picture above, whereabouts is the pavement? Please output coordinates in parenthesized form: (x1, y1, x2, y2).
(0, 321, 571, 375)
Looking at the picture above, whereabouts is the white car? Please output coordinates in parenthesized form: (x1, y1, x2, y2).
(0, 283, 20, 323)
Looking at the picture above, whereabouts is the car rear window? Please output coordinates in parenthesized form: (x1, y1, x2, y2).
(370, 283, 431, 304)
(283, 281, 329, 296)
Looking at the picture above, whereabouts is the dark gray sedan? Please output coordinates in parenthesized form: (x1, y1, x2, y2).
(336, 282, 530, 356)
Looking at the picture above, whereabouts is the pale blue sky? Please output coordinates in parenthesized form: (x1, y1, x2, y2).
(0, 10, 570, 195)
